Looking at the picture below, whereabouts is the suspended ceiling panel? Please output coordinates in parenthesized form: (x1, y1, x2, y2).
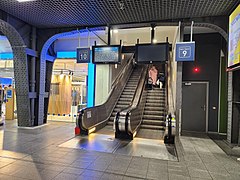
(0, 0, 238, 28)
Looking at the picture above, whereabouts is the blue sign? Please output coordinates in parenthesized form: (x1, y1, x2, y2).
(176, 42, 195, 61)
(7, 90, 12, 98)
(77, 48, 91, 63)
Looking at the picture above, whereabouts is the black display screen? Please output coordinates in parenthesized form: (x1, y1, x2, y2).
(92, 45, 121, 64)
(136, 43, 169, 63)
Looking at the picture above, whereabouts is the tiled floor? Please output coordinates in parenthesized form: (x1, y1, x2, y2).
(0, 120, 240, 180)
(60, 126, 177, 161)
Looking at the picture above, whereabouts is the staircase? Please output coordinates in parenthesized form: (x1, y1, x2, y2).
(107, 66, 142, 126)
(141, 88, 166, 130)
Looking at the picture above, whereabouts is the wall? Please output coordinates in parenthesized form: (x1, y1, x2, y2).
(182, 33, 222, 132)
(232, 70, 240, 143)
(95, 65, 111, 105)
(168, 27, 179, 115)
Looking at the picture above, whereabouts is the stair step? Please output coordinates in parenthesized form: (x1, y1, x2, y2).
(120, 95, 133, 98)
(143, 115, 165, 120)
(117, 101, 130, 105)
(109, 116, 115, 121)
(119, 98, 132, 101)
(107, 121, 114, 125)
(146, 99, 165, 103)
(142, 120, 166, 126)
(145, 102, 165, 107)
(122, 92, 134, 95)
(116, 104, 129, 108)
(141, 124, 165, 130)
(113, 108, 121, 112)
(123, 89, 135, 92)
(144, 110, 165, 116)
(144, 107, 165, 111)
(147, 96, 165, 100)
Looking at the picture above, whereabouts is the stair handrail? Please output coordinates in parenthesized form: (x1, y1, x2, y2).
(78, 54, 135, 134)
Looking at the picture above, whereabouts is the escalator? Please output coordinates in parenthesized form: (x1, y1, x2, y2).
(107, 66, 144, 126)
(115, 67, 167, 140)
(69, 63, 176, 160)
(78, 55, 147, 136)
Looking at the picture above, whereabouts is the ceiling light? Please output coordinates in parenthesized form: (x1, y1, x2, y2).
(17, 0, 36, 2)
(113, 29, 118, 34)
(153, 39, 157, 43)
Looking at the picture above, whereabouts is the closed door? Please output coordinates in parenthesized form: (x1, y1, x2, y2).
(182, 82, 208, 132)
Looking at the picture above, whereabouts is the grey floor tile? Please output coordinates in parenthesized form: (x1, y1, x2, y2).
(11, 166, 44, 180)
(53, 172, 79, 180)
(123, 175, 144, 180)
(168, 168, 189, 177)
(146, 171, 168, 180)
(63, 167, 84, 175)
(0, 164, 23, 176)
(204, 163, 228, 174)
(188, 167, 212, 179)
(185, 161, 206, 170)
(168, 174, 190, 180)
(87, 162, 110, 171)
(209, 171, 231, 180)
(81, 169, 104, 178)
(37, 169, 60, 180)
(101, 173, 123, 180)
(0, 173, 25, 180)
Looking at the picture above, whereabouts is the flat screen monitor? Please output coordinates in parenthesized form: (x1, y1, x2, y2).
(77, 48, 91, 63)
(136, 43, 169, 63)
(228, 4, 240, 69)
(92, 45, 121, 64)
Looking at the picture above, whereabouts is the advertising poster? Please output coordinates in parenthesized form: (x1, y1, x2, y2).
(228, 4, 240, 68)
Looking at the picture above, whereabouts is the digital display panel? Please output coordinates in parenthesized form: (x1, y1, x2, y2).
(136, 43, 169, 63)
(92, 45, 121, 64)
(228, 4, 240, 69)
(77, 48, 90, 63)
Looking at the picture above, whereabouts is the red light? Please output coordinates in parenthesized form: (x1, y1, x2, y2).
(194, 67, 200, 73)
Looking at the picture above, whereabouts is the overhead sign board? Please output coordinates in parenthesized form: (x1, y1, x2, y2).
(77, 48, 91, 63)
(176, 42, 195, 62)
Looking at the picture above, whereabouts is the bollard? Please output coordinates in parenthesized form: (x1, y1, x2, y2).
(164, 113, 175, 144)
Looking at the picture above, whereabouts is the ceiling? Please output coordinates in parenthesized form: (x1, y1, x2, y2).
(0, 0, 238, 28)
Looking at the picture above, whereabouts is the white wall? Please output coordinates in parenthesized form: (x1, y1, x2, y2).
(95, 64, 111, 105)
(168, 27, 179, 114)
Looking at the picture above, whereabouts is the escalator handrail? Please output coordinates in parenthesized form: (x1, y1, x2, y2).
(80, 54, 135, 131)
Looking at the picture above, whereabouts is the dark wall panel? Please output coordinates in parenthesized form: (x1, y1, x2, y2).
(183, 33, 222, 132)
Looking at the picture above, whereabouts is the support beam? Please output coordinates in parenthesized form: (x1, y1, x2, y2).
(175, 25, 184, 136)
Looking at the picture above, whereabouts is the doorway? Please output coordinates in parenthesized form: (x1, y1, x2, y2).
(182, 82, 209, 133)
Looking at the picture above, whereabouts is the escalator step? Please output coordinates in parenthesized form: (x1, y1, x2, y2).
(141, 124, 165, 130)
(143, 115, 165, 120)
(144, 110, 165, 116)
(142, 120, 166, 126)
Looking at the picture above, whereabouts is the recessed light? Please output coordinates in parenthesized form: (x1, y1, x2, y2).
(153, 39, 157, 43)
(113, 29, 118, 34)
(17, 0, 36, 2)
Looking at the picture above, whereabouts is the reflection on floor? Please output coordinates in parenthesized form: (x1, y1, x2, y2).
(60, 126, 177, 161)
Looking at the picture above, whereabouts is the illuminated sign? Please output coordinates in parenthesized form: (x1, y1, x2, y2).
(176, 42, 195, 62)
(228, 4, 240, 68)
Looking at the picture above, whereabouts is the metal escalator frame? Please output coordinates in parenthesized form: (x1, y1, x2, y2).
(115, 65, 149, 139)
(78, 54, 135, 134)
